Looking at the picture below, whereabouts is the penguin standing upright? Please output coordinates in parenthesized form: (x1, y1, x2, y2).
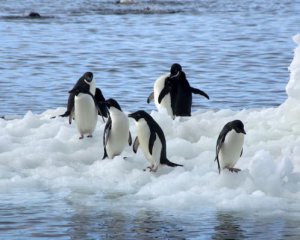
(73, 88, 98, 139)
(128, 110, 183, 172)
(215, 120, 246, 173)
(103, 98, 132, 159)
(147, 63, 182, 118)
(60, 72, 95, 118)
(158, 65, 209, 117)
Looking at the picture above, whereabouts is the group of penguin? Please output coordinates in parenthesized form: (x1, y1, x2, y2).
(57, 64, 246, 173)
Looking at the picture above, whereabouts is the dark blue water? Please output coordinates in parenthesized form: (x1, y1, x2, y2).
(1, 0, 300, 239)
(1, 0, 299, 117)
(0, 190, 300, 239)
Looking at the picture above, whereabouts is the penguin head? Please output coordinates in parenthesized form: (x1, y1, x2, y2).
(170, 63, 182, 77)
(83, 72, 93, 83)
(105, 98, 122, 111)
(231, 120, 246, 134)
(128, 110, 149, 121)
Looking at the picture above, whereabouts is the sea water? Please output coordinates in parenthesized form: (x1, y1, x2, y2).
(1, 0, 300, 239)
(1, 0, 300, 116)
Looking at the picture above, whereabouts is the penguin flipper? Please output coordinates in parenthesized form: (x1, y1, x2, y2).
(98, 102, 108, 119)
(95, 88, 108, 118)
(68, 107, 75, 125)
(215, 155, 221, 174)
(190, 87, 209, 100)
(128, 131, 132, 146)
(158, 87, 170, 104)
(96, 104, 106, 123)
(103, 116, 112, 148)
(102, 148, 108, 160)
(147, 92, 154, 104)
(133, 137, 139, 153)
(240, 148, 243, 157)
(149, 132, 156, 155)
(215, 128, 228, 174)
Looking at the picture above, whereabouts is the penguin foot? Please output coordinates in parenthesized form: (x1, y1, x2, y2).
(79, 135, 84, 139)
(87, 134, 93, 138)
(143, 166, 151, 172)
(143, 166, 158, 172)
(228, 167, 241, 173)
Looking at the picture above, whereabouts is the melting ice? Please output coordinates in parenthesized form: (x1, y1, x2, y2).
(1, 35, 300, 217)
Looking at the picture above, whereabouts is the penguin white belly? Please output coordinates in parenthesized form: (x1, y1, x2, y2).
(154, 73, 172, 116)
(106, 112, 129, 158)
(136, 119, 161, 168)
(219, 131, 244, 169)
(74, 93, 98, 135)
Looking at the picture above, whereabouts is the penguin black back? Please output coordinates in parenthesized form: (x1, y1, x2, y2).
(174, 71, 192, 116)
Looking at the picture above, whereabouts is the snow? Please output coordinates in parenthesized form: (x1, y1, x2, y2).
(1, 35, 300, 216)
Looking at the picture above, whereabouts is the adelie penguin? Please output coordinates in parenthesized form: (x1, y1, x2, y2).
(215, 120, 246, 174)
(71, 87, 100, 139)
(102, 98, 132, 159)
(128, 110, 183, 172)
(147, 63, 182, 118)
(60, 72, 96, 118)
(158, 64, 209, 117)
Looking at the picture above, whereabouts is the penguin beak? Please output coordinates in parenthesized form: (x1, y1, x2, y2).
(128, 113, 136, 120)
(242, 129, 246, 134)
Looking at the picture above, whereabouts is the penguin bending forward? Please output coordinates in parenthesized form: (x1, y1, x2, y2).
(60, 72, 96, 118)
(158, 64, 209, 117)
(128, 110, 183, 172)
(147, 63, 183, 118)
(73, 88, 98, 139)
(103, 99, 132, 159)
(215, 120, 246, 174)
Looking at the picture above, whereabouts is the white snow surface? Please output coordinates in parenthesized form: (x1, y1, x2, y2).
(1, 34, 300, 216)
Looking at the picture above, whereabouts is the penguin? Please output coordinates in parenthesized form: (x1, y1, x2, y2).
(215, 120, 246, 174)
(128, 110, 183, 172)
(60, 72, 96, 118)
(158, 65, 209, 117)
(147, 63, 182, 118)
(73, 88, 98, 139)
(103, 98, 132, 159)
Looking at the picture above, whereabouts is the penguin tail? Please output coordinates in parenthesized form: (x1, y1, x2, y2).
(163, 159, 183, 168)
